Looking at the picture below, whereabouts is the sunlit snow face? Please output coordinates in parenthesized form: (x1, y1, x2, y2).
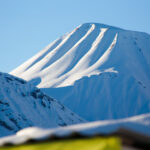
(10, 24, 119, 88)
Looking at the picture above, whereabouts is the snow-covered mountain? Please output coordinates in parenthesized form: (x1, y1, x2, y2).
(10, 23, 150, 121)
(0, 72, 84, 137)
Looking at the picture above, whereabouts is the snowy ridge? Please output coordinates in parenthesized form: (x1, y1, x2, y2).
(0, 72, 85, 137)
(10, 23, 118, 88)
(10, 23, 150, 121)
(0, 113, 150, 146)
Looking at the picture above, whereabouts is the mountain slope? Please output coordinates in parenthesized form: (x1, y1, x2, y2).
(10, 23, 150, 121)
(0, 72, 84, 137)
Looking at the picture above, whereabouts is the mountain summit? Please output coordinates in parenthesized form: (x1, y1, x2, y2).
(10, 23, 150, 121)
(10, 23, 119, 88)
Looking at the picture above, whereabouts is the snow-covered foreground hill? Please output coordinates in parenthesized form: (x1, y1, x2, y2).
(0, 72, 84, 137)
(10, 23, 150, 121)
(0, 113, 150, 146)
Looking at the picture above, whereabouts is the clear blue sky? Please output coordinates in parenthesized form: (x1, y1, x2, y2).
(0, 0, 150, 73)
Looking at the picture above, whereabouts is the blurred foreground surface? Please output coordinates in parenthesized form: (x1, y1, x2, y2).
(0, 137, 120, 150)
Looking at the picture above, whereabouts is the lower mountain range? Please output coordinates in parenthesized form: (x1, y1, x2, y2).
(0, 72, 84, 137)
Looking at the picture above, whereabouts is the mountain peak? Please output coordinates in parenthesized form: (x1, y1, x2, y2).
(10, 23, 150, 121)
(78, 22, 123, 31)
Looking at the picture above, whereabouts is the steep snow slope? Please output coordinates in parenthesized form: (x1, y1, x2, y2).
(0, 113, 150, 146)
(0, 72, 84, 137)
(10, 23, 150, 121)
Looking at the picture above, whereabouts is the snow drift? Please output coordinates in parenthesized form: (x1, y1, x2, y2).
(0, 113, 150, 146)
